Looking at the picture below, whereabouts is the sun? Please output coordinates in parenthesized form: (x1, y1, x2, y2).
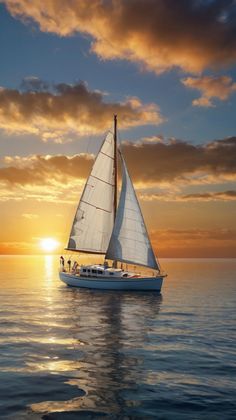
(40, 238, 59, 253)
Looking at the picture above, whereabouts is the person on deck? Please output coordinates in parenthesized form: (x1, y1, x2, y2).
(60, 256, 64, 267)
(72, 261, 78, 273)
(67, 259, 71, 271)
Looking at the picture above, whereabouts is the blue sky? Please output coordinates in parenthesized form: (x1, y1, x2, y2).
(0, 0, 235, 257)
(1, 1, 236, 159)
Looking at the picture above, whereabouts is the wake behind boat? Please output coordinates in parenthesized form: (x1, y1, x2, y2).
(59, 115, 166, 291)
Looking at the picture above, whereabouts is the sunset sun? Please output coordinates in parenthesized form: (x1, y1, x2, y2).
(40, 238, 59, 253)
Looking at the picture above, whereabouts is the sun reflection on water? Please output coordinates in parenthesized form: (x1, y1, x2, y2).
(44, 255, 54, 282)
(28, 290, 163, 416)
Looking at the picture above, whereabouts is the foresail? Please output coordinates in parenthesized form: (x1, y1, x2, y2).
(106, 153, 159, 270)
(67, 131, 114, 254)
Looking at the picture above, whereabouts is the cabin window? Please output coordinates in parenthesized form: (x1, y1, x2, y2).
(98, 270, 103, 274)
(92, 269, 97, 274)
(109, 272, 114, 275)
(82, 269, 86, 273)
(87, 269, 91, 273)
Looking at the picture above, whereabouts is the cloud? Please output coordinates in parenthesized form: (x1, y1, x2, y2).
(122, 136, 236, 183)
(181, 190, 236, 201)
(150, 228, 236, 257)
(0, 153, 94, 203)
(0, 241, 35, 253)
(22, 213, 39, 219)
(3, 0, 236, 74)
(182, 75, 236, 107)
(1, 137, 236, 194)
(0, 80, 163, 140)
(140, 190, 236, 202)
(1, 153, 93, 186)
(152, 228, 236, 242)
(2, 0, 236, 73)
(137, 135, 165, 144)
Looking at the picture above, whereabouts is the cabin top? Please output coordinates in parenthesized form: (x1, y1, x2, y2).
(79, 264, 130, 278)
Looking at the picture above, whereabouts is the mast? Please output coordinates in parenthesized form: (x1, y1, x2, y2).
(113, 114, 118, 268)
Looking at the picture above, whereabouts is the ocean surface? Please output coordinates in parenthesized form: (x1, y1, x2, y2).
(0, 256, 235, 419)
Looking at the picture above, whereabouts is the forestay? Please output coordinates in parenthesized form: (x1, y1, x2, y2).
(106, 153, 159, 270)
(67, 131, 115, 253)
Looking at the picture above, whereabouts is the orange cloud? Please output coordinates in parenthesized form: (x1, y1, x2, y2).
(122, 136, 236, 183)
(139, 190, 236, 202)
(0, 154, 94, 203)
(150, 228, 236, 258)
(0, 241, 35, 254)
(3, 0, 236, 74)
(0, 154, 93, 187)
(0, 80, 163, 140)
(22, 213, 39, 219)
(1, 137, 236, 195)
(182, 76, 236, 107)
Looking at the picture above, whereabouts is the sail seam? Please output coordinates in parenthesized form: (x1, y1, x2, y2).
(113, 235, 150, 245)
(81, 199, 112, 213)
(100, 151, 114, 160)
(90, 174, 114, 187)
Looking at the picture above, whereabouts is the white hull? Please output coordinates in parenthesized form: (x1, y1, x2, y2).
(59, 271, 164, 291)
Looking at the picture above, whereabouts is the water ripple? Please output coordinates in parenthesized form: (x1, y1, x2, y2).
(0, 256, 236, 419)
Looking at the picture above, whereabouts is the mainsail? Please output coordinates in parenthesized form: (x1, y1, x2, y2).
(67, 131, 115, 254)
(106, 153, 159, 270)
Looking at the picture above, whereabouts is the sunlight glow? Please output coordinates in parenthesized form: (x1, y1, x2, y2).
(40, 238, 59, 253)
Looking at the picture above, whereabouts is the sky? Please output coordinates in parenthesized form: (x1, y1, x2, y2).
(0, 0, 236, 257)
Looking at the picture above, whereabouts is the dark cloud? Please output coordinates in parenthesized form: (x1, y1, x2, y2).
(1, 136, 236, 188)
(0, 154, 93, 186)
(20, 76, 50, 92)
(152, 228, 236, 242)
(122, 136, 236, 183)
(182, 190, 236, 200)
(140, 190, 236, 202)
(3, 0, 236, 73)
(0, 80, 162, 140)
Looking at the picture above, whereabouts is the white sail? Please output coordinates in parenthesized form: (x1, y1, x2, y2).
(67, 131, 115, 254)
(106, 153, 159, 270)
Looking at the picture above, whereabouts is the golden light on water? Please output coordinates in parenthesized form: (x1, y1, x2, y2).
(40, 238, 59, 253)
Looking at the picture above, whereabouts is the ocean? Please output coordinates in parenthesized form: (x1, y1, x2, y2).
(0, 256, 235, 419)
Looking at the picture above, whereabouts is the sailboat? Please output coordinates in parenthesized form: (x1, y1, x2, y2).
(59, 115, 167, 291)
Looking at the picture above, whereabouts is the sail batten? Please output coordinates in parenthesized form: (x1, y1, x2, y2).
(106, 152, 159, 270)
(67, 130, 115, 253)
